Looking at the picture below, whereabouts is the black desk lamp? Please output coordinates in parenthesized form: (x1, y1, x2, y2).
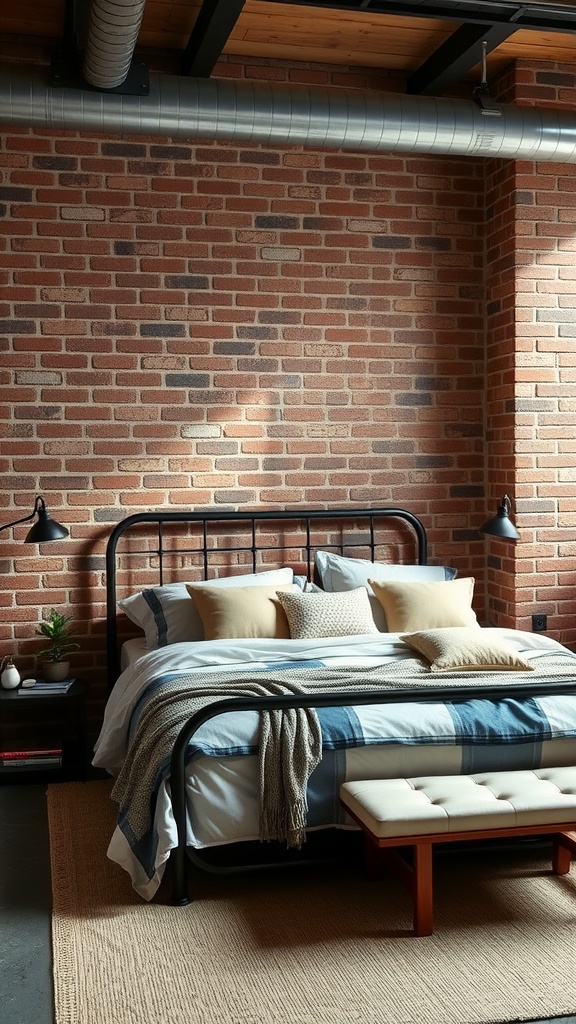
(480, 494, 520, 541)
(0, 496, 69, 542)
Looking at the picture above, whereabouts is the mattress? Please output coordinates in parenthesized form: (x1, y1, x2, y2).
(120, 636, 148, 671)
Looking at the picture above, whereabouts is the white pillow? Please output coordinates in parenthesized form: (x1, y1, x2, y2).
(119, 567, 294, 648)
(314, 552, 456, 631)
(315, 551, 456, 593)
(293, 575, 321, 592)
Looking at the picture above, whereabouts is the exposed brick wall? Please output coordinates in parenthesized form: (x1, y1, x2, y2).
(484, 60, 576, 646)
(1, 55, 575, 736)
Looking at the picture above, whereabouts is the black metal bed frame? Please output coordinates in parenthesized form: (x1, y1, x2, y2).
(104, 505, 576, 904)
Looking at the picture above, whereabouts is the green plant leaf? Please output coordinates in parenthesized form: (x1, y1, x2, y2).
(35, 608, 81, 662)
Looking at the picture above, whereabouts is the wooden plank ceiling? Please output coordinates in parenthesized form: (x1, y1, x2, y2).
(2, 0, 576, 96)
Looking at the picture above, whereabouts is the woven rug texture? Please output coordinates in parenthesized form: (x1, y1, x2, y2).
(48, 779, 576, 1024)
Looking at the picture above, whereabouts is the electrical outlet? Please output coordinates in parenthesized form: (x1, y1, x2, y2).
(532, 613, 547, 632)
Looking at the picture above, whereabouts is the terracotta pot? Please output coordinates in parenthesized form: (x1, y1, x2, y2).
(42, 661, 70, 682)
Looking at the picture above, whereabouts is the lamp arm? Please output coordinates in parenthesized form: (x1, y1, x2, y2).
(0, 496, 44, 533)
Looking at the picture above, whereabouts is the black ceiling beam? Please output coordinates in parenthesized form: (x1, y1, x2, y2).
(407, 21, 519, 94)
(262, 0, 576, 36)
(61, 0, 91, 59)
(181, 0, 247, 78)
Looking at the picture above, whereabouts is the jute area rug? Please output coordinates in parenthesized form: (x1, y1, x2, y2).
(48, 780, 576, 1024)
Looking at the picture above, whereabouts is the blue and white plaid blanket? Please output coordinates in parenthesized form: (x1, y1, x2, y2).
(93, 632, 576, 898)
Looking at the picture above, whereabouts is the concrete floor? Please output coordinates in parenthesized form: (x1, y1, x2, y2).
(2, 782, 576, 1024)
(1, 785, 53, 1024)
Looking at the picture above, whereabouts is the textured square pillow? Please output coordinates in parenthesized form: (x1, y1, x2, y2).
(186, 583, 295, 641)
(276, 587, 379, 639)
(368, 577, 478, 632)
(119, 567, 294, 647)
(401, 627, 534, 673)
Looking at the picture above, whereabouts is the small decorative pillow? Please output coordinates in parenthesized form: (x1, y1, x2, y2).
(401, 627, 534, 673)
(276, 587, 379, 639)
(368, 577, 478, 632)
(186, 583, 295, 641)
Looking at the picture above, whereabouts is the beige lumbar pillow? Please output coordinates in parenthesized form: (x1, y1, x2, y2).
(401, 627, 534, 673)
(186, 583, 294, 641)
(368, 577, 478, 632)
(276, 587, 379, 639)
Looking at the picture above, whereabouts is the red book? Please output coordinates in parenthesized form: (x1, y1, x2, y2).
(0, 747, 63, 759)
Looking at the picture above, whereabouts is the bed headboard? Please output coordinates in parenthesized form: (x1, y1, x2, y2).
(105, 505, 427, 691)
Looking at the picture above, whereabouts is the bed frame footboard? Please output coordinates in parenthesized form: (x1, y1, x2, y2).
(168, 679, 576, 905)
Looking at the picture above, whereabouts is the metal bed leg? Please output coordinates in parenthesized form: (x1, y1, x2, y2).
(170, 843, 191, 905)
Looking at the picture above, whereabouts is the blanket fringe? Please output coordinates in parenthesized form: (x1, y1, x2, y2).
(260, 799, 308, 849)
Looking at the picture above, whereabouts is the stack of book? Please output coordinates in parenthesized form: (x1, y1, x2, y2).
(17, 677, 76, 695)
(0, 747, 63, 771)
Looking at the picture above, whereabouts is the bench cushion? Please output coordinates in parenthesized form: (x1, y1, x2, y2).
(340, 768, 576, 838)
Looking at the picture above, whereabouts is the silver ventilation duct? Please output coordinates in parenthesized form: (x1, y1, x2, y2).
(83, 0, 147, 89)
(2, 64, 576, 161)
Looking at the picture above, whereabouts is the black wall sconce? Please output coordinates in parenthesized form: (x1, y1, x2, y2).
(480, 494, 520, 541)
(0, 495, 69, 543)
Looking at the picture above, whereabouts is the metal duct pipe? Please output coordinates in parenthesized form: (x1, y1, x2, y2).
(83, 0, 147, 89)
(2, 64, 576, 162)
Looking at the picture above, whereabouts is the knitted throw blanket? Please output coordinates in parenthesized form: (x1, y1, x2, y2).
(110, 653, 576, 852)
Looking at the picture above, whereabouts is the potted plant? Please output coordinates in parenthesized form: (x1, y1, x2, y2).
(35, 609, 80, 682)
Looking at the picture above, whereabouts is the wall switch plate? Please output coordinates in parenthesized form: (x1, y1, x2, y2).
(532, 613, 547, 632)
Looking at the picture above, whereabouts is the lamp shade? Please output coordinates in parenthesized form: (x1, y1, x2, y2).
(480, 495, 520, 540)
(25, 503, 69, 542)
(0, 496, 69, 543)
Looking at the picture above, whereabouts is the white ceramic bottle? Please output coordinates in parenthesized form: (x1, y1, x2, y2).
(1, 655, 21, 689)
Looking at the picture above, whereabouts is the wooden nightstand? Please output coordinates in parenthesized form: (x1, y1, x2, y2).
(0, 679, 87, 783)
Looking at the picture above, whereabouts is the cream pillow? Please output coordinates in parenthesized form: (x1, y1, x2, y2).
(401, 627, 534, 673)
(186, 583, 295, 641)
(276, 587, 379, 639)
(368, 577, 478, 632)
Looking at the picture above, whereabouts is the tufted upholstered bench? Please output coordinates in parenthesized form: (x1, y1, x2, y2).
(340, 767, 576, 936)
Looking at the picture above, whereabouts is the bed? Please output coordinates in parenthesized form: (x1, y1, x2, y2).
(93, 505, 576, 903)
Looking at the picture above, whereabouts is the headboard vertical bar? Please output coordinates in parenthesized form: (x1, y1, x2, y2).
(369, 516, 375, 561)
(158, 523, 164, 585)
(251, 519, 257, 573)
(202, 521, 208, 580)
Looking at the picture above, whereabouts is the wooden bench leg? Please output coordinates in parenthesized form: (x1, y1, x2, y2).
(412, 842, 433, 937)
(365, 835, 382, 880)
(553, 831, 576, 875)
(365, 838, 434, 935)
